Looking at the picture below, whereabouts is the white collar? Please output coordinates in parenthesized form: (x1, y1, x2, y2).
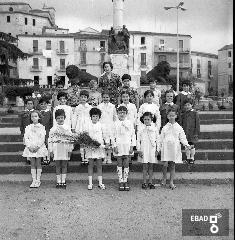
(41, 109, 49, 112)
(181, 91, 191, 95)
(165, 102, 174, 105)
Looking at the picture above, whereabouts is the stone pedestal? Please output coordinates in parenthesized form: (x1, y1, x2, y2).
(110, 54, 128, 78)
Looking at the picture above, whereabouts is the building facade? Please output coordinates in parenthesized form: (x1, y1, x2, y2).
(191, 51, 218, 94)
(217, 44, 233, 96)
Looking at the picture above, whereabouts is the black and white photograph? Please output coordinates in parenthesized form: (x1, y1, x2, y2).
(0, 0, 233, 239)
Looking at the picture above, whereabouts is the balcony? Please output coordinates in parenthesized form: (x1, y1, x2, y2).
(28, 48, 43, 55)
(30, 66, 42, 72)
(154, 46, 190, 53)
(140, 63, 148, 68)
(99, 47, 106, 52)
(79, 46, 87, 52)
(56, 49, 69, 55)
(170, 62, 191, 69)
(56, 67, 66, 72)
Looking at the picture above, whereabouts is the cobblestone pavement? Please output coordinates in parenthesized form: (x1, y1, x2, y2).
(0, 182, 233, 240)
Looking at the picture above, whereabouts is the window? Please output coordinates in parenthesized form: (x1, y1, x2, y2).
(7, 16, 10, 22)
(46, 40, 51, 50)
(140, 53, 146, 65)
(33, 40, 38, 52)
(33, 19, 36, 26)
(141, 37, 145, 45)
(60, 59, 65, 69)
(179, 40, 183, 50)
(100, 41, 105, 48)
(25, 18, 27, 25)
(179, 72, 183, 78)
(160, 39, 164, 45)
(25, 32, 28, 35)
(228, 51, 232, 57)
(47, 76, 52, 86)
(81, 69, 86, 72)
(80, 40, 87, 51)
(59, 41, 65, 52)
(80, 52, 86, 64)
(179, 55, 183, 63)
(47, 58, 52, 67)
(228, 62, 231, 68)
(159, 55, 166, 62)
(208, 61, 212, 76)
(33, 58, 39, 68)
(229, 75, 233, 83)
(197, 69, 201, 78)
(9, 7, 13, 11)
(34, 76, 39, 85)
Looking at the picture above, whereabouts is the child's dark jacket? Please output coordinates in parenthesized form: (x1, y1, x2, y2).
(19, 110, 33, 135)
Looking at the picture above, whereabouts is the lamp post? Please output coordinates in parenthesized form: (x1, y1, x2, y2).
(164, 2, 186, 93)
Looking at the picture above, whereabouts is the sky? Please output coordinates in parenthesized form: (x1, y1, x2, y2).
(4, 0, 233, 54)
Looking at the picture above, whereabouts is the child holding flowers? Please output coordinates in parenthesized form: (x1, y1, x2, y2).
(48, 109, 74, 189)
(22, 110, 48, 188)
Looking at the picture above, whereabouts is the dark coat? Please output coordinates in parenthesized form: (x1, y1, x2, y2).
(19, 110, 33, 135)
(176, 92, 194, 113)
(160, 103, 179, 129)
(180, 110, 200, 143)
(40, 110, 53, 141)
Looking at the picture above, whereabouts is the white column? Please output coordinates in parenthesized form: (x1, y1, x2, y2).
(113, 0, 124, 32)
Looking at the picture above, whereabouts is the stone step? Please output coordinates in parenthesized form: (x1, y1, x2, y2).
(200, 119, 233, 125)
(0, 160, 233, 174)
(198, 111, 233, 120)
(0, 149, 233, 162)
(0, 139, 233, 152)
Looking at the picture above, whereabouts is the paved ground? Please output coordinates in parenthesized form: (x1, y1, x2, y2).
(0, 182, 233, 240)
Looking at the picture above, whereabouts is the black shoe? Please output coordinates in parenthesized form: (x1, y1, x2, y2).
(119, 183, 125, 191)
(56, 183, 61, 188)
(61, 182, 66, 189)
(124, 182, 130, 191)
(142, 183, 148, 189)
(189, 159, 195, 164)
(148, 183, 155, 189)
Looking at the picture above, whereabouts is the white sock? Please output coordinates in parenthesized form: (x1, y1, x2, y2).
(88, 176, 92, 185)
(123, 167, 129, 183)
(190, 148, 196, 160)
(36, 169, 42, 181)
(56, 175, 61, 184)
(61, 174, 66, 183)
(186, 148, 190, 159)
(31, 169, 36, 181)
(98, 176, 103, 185)
(117, 166, 123, 183)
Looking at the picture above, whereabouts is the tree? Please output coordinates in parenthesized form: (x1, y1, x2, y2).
(147, 61, 171, 82)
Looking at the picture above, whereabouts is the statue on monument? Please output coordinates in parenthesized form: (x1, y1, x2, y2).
(108, 25, 130, 54)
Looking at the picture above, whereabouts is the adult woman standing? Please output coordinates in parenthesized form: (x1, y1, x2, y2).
(98, 62, 122, 106)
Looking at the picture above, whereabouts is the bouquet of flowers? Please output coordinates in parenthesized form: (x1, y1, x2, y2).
(49, 129, 101, 149)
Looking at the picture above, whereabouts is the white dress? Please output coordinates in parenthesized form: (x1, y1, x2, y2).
(153, 89, 161, 107)
(160, 122, 189, 163)
(48, 124, 74, 161)
(119, 102, 137, 126)
(137, 103, 161, 131)
(98, 102, 117, 145)
(22, 123, 48, 158)
(72, 103, 92, 133)
(85, 122, 105, 159)
(113, 119, 136, 157)
(53, 105, 73, 129)
(137, 124, 160, 163)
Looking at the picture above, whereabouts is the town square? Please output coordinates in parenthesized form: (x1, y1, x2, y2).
(0, 0, 233, 239)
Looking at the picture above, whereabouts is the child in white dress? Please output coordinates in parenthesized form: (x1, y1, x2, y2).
(48, 109, 74, 189)
(98, 91, 117, 164)
(137, 112, 160, 189)
(113, 106, 136, 191)
(149, 79, 162, 107)
(138, 90, 161, 132)
(53, 91, 73, 129)
(72, 90, 92, 165)
(160, 107, 190, 189)
(22, 110, 48, 188)
(85, 108, 106, 190)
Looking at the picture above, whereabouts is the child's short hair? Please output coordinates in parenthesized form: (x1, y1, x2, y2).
(144, 90, 154, 98)
(167, 107, 177, 115)
(102, 61, 113, 70)
(117, 105, 128, 113)
(39, 96, 50, 104)
(120, 90, 130, 97)
(57, 91, 68, 100)
(89, 107, 102, 118)
(182, 79, 191, 87)
(24, 97, 34, 104)
(149, 78, 156, 84)
(183, 98, 194, 105)
(101, 90, 110, 97)
(80, 90, 89, 98)
(89, 79, 98, 89)
(165, 90, 175, 97)
(30, 110, 42, 123)
(55, 79, 65, 87)
(55, 109, 66, 119)
(121, 74, 131, 81)
(140, 111, 156, 124)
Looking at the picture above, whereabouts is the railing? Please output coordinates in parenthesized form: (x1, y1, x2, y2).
(56, 67, 66, 72)
(79, 46, 87, 52)
(30, 66, 42, 71)
(28, 48, 43, 55)
(99, 47, 106, 52)
(56, 49, 69, 54)
(154, 46, 190, 53)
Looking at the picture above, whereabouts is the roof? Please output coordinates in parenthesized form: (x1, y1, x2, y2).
(191, 51, 218, 59)
(218, 44, 233, 51)
(0, 2, 31, 7)
(44, 26, 69, 31)
(71, 32, 108, 40)
(17, 34, 74, 38)
(101, 29, 192, 38)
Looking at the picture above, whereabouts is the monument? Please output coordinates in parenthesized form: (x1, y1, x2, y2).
(109, 0, 129, 77)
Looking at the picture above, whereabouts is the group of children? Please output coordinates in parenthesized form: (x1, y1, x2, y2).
(20, 76, 200, 191)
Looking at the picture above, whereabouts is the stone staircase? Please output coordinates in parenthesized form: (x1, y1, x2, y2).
(0, 111, 233, 175)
